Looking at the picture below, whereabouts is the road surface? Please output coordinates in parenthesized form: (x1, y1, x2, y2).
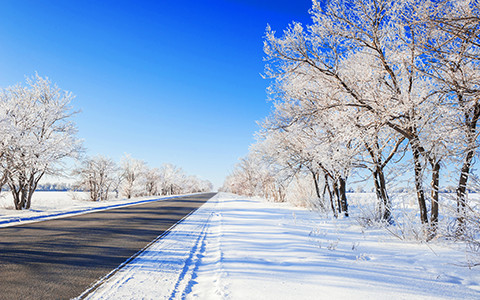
(0, 193, 216, 300)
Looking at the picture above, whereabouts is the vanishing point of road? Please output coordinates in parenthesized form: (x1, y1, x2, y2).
(0, 192, 216, 300)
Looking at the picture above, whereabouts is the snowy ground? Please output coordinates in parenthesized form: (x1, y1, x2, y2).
(82, 192, 480, 300)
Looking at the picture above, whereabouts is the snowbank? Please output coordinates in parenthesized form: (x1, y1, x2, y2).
(86, 192, 480, 300)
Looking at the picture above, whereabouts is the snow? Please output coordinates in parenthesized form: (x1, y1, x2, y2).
(84, 192, 480, 300)
(1, 191, 477, 298)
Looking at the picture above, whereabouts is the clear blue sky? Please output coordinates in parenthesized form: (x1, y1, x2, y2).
(0, 0, 313, 189)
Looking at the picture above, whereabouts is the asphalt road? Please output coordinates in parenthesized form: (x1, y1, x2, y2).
(0, 192, 216, 300)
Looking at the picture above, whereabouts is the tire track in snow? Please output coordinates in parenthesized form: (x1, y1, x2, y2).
(82, 193, 223, 300)
(77, 204, 201, 300)
(168, 212, 213, 300)
(187, 196, 229, 300)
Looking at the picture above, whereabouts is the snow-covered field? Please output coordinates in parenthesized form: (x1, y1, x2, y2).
(81, 192, 480, 300)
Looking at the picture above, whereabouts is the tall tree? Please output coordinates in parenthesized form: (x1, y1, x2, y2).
(263, 0, 450, 231)
(418, 0, 480, 234)
(0, 74, 82, 209)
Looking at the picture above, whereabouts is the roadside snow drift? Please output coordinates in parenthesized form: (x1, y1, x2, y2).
(86, 193, 480, 300)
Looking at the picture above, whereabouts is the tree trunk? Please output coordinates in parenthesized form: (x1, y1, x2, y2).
(412, 144, 428, 224)
(378, 169, 391, 222)
(19, 187, 27, 210)
(338, 177, 349, 217)
(25, 174, 40, 210)
(365, 140, 396, 223)
(90, 182, 99, 201)
(333, 180, 342, 214)
(311, 171, 325, 210)
(324, 174, 338, 218)
(11, 186, 21, 210)
(456, 155, 472, 236)
(373, 169, 382, 212)
(312, 171, 321, 199)
(26, 190, 33, 209)
(374, 167, 392, 223)
(429, 161, 440, 238)
(456, 101, 480, 236)
(9, 174, 27, 210)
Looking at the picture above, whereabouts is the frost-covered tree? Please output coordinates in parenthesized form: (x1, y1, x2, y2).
(416, 0, 480, 233)
(0, 74, 82, 209)
(262, 0, 459, 232)
(73, 155, 118, 201)
(222, 155, 269, 198)
(120, 154, 147, 199)
(356, 126, 406, 222)
(143, 167, 161, 196)
(159, 163, 186, 195)
(156, 163, 212, 195)
(182, 175, 213, 194)
(0, 113, 10, 194)
(198, 178, 214, 193)
(260, 105, 358, 215)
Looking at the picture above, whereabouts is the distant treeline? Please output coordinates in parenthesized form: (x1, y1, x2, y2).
(36, 183, 73, 192)
(2, 183, 73, 192)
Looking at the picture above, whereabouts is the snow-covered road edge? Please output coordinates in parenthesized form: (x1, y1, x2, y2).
(76, 195, 207, 299)
(84, 193, 221, 299)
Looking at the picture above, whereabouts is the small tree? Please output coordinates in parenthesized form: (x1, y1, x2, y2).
(143, 167, 161, 196)
(120, 154, 146, 199)
(73, 155, 118, 201)
(159, 163, 186, 195)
